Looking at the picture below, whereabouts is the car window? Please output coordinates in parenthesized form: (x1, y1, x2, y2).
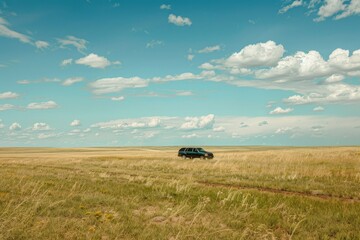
(194, 149, 198, 152)
(179, 148, 185, 151)
(187, 148, 193, 152)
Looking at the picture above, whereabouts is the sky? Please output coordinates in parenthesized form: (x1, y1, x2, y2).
(1, 0, 360, 147)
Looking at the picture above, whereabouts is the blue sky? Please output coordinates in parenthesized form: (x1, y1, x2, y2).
(1, 0, 360, 147)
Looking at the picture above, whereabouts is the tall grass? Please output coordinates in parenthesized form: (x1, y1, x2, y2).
(0, 146, 359, 239)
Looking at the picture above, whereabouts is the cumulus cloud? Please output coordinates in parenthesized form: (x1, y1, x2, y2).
(279, 0, 303, 13)
(58, 36, 87, 52)
(225, 41, 285, 68)
(62, 77, 84, 86)
(148, 117, 161, 127)
(27, 101, 58, 110)
(32, 123, 51, 131)
(198, 45, 221, 53)
(0, 91, 19, 99)
(75, 53, 112, 69)
(255, 50, 329, 81)
(160, 4, 171, 10)
(284, 84, 360, 105)
(9, 122, 21, 131)
(270, 107, 294, 114)
(180, 114, 215, 130)
(168, 14, 192, 26)
(70, 119, 81, 127)
(89, 77, 148, 94)
(324, 74, 344, 83)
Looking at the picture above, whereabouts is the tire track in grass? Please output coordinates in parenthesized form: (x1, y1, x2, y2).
(196, 181, 360, 203)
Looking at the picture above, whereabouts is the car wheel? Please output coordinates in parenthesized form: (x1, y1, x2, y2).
(182, 155, 186, 159)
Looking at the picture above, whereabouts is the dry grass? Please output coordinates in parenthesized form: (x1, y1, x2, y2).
(0, 146, 359, 239)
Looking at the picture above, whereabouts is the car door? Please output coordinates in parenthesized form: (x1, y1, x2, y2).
(186, 148, 193, 158)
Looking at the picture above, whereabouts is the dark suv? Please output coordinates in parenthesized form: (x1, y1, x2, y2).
(178, 147, 214, 159)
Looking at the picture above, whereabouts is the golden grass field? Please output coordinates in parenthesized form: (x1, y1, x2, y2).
(0, 146, 360, 239)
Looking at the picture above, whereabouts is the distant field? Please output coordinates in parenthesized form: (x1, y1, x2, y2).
(0, 147, 359, 239)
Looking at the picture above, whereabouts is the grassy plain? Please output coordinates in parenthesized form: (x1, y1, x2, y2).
(0, 146, 359, 239)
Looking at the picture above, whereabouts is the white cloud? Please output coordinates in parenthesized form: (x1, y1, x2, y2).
(187, 54, 195, 61)
(182, 133, 199, 138)
(225, 41, 285, 68)
(328, 48, 360, 71)
(58, 36, 87, 52)
(111, 96, 125, 101)
(9, 122, 21, 131)
(148, 117, 161, 127)
(62, 77, 84, 86)
(0, 104, 16, 111)
(279, 0, 303, 14)
(89, 77, 148, 94)
(70, 119, 81, 127)
(37, 133, 57, 139)
(0, 16, 31, 44)
(284, 84, 360, 105)
(324, 74, 344, 83)
(27, 101, 58, 110)
(336, 0, 360, 19)
(35, 40, 49, 49)
(92, 117, 172, 130)
(146, 40, 163, 48)
(16, 78, 61, 85)
(315, 0, 346, 21)
(275, 127, 293, 134)
(176, 91, 193, 96)
(213, 126, 225, 132)
(160, 4, 171, 10)
(32, 123, 51, 131)
(152, 70, 215, 83)
(0, 91, 19, 99)
(313, 106, 325, 112)
(75, 53, 112, 69)
(17, 80, 31, 85)
(270, 107, 294, 114)
(180, 114, 215, 130)
(168, 14, 192, 26)
(61, 58, 73, 66)
(255, 50, 329, 81)
(198, 45, 221, 54)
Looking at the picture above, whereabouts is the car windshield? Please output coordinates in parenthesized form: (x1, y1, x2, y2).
(197, 148, 205, 152)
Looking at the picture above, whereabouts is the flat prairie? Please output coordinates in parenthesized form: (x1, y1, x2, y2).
(0, 147, 359, 239)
